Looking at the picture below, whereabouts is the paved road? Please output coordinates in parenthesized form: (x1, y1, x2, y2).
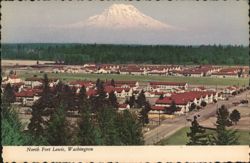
(144, 90, 250, 145)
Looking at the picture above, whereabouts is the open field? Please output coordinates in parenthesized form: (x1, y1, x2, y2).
(2, 59, 54, 66)
(17, 71, 249, 86)
(158, 127, 250, 145)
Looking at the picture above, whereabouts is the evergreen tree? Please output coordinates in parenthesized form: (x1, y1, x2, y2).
(110, 79, 115, 87)
(40, 74, 55, 112)
(93, 81, 109, 112)
(77, 107, 103, 145)
(212, 105, 239, 145)
(2, 83, 15, 106)
(46, 105, 69, 145)
(61, 84, 75, 111)
(215, 105, 232, 129)
(1, 105, 33, 145)
(128, 95, 136, 108)
(169, 101, 177, 114)
(201, 101, 207, 107)
(108, 91, 118, 108)
(187, 116, 211, 145)
(96, 78, 101, 88)
(117, 110, 144, 145)
(189, 103, 196, 111)
(138, 101, 151, 126)
(28, 101, 47, 141)
(97, 108, 121, 145)
(159, 94, 164, 100)
(136, 90, 146, 108)
(77, 85, 89, 112)
(28, 74, 54, 142)
(229, 109, 241, 125)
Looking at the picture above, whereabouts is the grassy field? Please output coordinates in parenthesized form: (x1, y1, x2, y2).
(158, 127, 250, 145)
(17, 71, 249, 86)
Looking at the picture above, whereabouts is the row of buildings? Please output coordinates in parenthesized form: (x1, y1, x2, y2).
(2, 73, 245, 115)
(50, 64, 248, 78)
(3, 62, 248, 78)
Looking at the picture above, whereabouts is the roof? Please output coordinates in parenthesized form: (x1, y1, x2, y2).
(118, 103, 129, 108)
(155, 91, 215, 105)
(87, 89, 97, 96)
(15, 89, 42, 98)
(151, 106, 165, 111)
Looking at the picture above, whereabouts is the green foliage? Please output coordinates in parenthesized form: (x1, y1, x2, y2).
(2, 44, 248, 65)
(77, 85, 89, 112)
(2, 83, 15, 106)
(77, 107, 103, 145)
(110, 79, 115, 87)
(128, 95, 136, 108)
(138, 102, 151, 126)
(136, 90, 146, 108)
(1, 106, 32, 145)
(97, 108, 121, 145)
(229, 109, 241, 125)
(116, 110, 144, 145)
(28, 101, 47, 139)
(200, 101, 207, 107)
(28, 74, 54, 141)
(212, 105, 239, 145)
(46, 105, 69, 145)
(215, 105, 232, 130)
(108, 91, 118, 108)
(187, 116, 211, 145)
(189, 103, 196, 111)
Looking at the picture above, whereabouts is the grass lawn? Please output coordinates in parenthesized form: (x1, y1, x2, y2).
(17, 71, 248, 86)
(158, 127, 250, 145)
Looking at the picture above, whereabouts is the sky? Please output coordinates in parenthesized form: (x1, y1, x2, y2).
(2, 1, 249, 45)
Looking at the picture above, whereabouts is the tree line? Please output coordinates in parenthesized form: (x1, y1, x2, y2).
(2, 44, 248, 65)
(2, 74, 149, 145)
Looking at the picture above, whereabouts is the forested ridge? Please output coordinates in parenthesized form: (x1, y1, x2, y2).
(2, 43, 248, 65)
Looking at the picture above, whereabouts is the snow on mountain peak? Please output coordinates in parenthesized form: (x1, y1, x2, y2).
(73, 4, 172, 30)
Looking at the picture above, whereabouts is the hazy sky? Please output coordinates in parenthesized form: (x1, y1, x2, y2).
(2, 1, 249, 45)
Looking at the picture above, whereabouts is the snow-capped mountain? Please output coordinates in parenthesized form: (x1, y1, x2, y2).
(70, 4, 172, 30)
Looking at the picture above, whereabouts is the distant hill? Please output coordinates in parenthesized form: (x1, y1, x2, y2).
(1, 43, 249, 65)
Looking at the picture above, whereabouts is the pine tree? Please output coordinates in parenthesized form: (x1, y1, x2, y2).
(28, 74, 54, 142)
(2, 83, 15, 106)
(93, 81, 109, 112)
(187, 116, 211, 145)
(110, 79, 115, 87)
(201, 101, 207, 107)
(136, 90, 146, 108)
(138, 101, 151, 126)
(159, 94, 164, 100)
(117, 110, 144, 145)
(77, 107, 103, 145)
(46, 105, 69, 145)
(1, 105, 33, 145)
(77, 85, 89, 113)
(97, 108, 121, 145)
(28, 101, 47, 141)
(169, 101, 177, 114)
(60, 84, 75, 111)
(229, 109, 241, 125)
(96, 78, 101, 88)
(40, 74, 55, 110)
(128, 95, 136, 108)
(108, 91, 118, 108)
(212, 105, 239, 145)
(189, 103, 196, 111)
